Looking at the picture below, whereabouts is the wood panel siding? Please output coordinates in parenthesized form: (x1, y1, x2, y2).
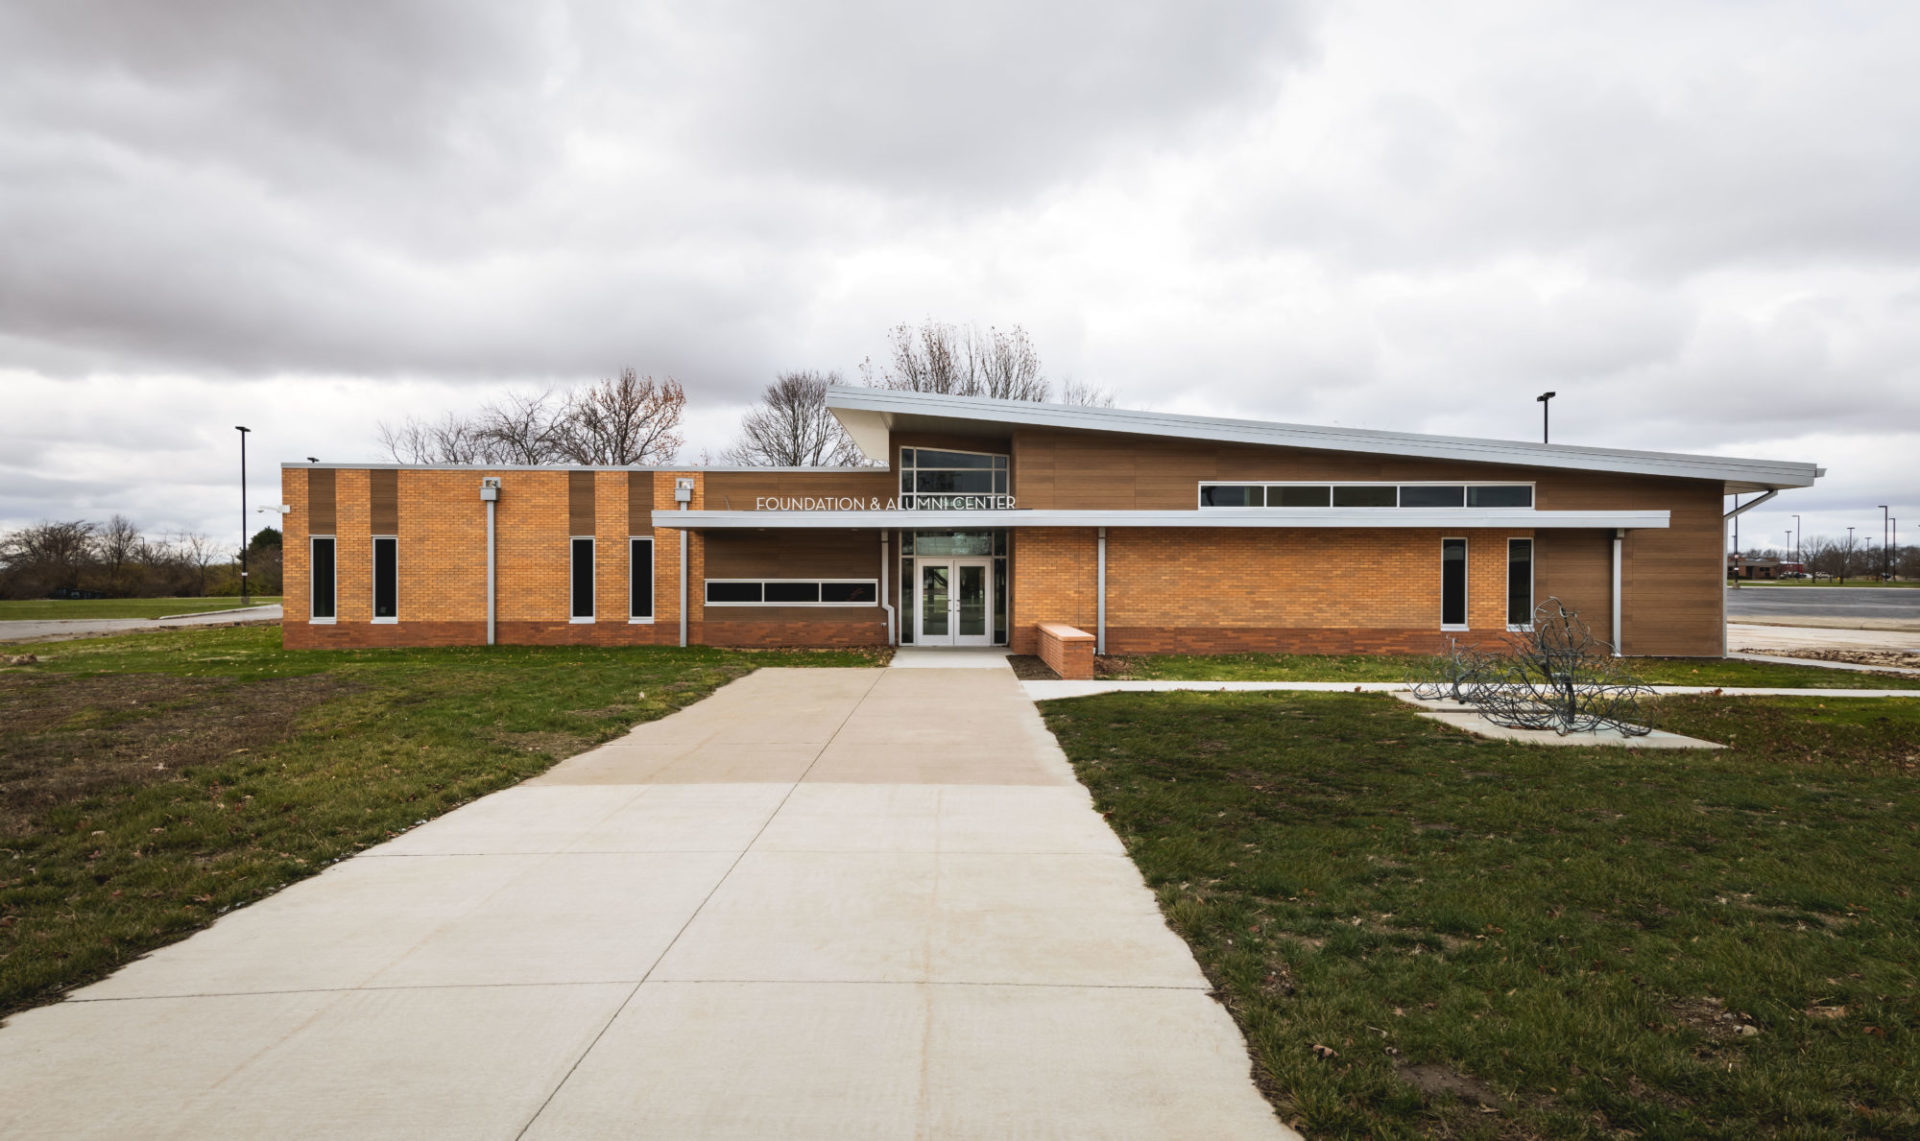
(1533, 529, 1614, 645)
(1537, 475, 1723, 657)
(628, 470, 652, 532)
(701, 470, 895, 508)
(308, 468, 336, 533)
(369, 469, 398, 533)
(568, 471, 595, 534)
(702, 530, 883, 579)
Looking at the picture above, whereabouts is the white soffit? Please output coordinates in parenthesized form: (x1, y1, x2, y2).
(825, 387, 1820, 493)
(655, 508, 1672, 530)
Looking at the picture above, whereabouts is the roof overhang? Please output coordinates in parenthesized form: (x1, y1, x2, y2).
(826, 387, 1819, 494)
(656, 508, 1671, 530)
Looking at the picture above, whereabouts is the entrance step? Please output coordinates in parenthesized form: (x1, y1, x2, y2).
(889, 648, 1013, 669)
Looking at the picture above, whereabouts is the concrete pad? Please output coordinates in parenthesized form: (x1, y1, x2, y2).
(367, 784, 643, 855)
(369, 852, 735, 987)
(888, 648, 1013, 668)
(646, 741, 824, 782)
(567, 783, 791, 851)
(0, 990, 340, 1138)
(753, 784, 1123, 855)
(75, 854, 541, 999)
(1394, 693, 1726, 748)
(653, 851, 937, 983)
(923, 984, 1291, 1139)
(524, 981, 926, 1140)
(165, 984, 632, 1140)
(805, 740, 1072, 786)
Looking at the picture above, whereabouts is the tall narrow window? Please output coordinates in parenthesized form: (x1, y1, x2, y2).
(571, 538, 594, 621)
(1441, 538, 1468, 628)
(630, 537, 654, 621)
(310, 537, 336, 621)
(1507, 538, 1534, 628)
(372, 537, 397, 621)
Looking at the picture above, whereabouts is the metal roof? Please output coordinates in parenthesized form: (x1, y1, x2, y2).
(657, 508, 1672, 530)
(825, 387, 1820, 493)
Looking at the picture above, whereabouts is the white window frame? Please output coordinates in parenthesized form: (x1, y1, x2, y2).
(309, 534, 337, 624)
(1441, 536, 1469, 631)
(900, 446, 1009, 510)
(1197, 480, 1536, 509)
(702, 578, 882, 607)
(1506, 537, 1535, 632)
(570, 536, 595, 623)
(370, 535, 398, 624)
(629, 535, 654, 623)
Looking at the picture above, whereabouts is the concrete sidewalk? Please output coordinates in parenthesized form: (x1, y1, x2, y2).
(0, 605, 283, 644)
(0, 665, 1292, 1139)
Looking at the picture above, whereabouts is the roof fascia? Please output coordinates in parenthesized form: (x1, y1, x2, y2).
(654, 508, 1672, 530)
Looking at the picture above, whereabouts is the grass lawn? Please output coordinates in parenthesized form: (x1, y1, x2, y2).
(1041, 690, 1920, 1138)
(1103, 651, 1920, 690)
(0, 597, 284, 621)
(0, 626, 884, 1018)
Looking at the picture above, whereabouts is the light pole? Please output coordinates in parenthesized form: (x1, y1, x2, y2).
(1536, 391, 1556, 443)
(1792, 514, 1801, 574)
(236, 426, 251, 606)
(1881, 505, 1891, 581)
(1845, 526, 1855, 585)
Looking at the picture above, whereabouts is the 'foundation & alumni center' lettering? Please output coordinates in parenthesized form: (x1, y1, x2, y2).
(282, 387, 1820, 659)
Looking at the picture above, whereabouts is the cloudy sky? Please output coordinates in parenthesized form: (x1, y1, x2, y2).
(3, 0, 1915, 555)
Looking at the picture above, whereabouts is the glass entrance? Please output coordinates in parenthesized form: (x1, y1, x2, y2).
(915, 558, 992, 646)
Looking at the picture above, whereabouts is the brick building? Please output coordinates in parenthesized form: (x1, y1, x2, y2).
(282, 388, 1820, 658)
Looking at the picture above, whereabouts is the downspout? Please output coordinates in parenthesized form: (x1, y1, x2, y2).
(675, 477, 693, 648)
(1611, 529, 1623, 657)
(480, 478, 500, 645)
(880, 531, 895, 645)
(1721, 489, 1779, 658)
(1096, 526, 1107, 656)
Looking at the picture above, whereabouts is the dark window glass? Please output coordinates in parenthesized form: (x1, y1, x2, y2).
(1507, 539, 1533, 626)
(899, 559, 914, 642)
(821, 581, 877, 603)
(706, 581, 762, 603)
(993, 470, 1007, 495)
(993, 558, 1007, 644)
(1469, 485, 1533, 508)
(571, 538, 594, 618)
(1400, 485, 1465, 508)
(1200, 485, 1264, 507)
(1442, 539, 1468, 626)
(992, 455, 1007, 470)
(916, 449, 996, 469)
(1333, 485, 1397, 507)
(916, 469, 996, 494)
(993, 529, 1007, 556)
(372, 537, 397, 618)
(1269, 485, 1331, 507)
(900, 448, 916, 466)
(900, 468, 913, 494)
(900, 531, 914, 554)
(630, 538, 653, 618)
(311, 537, 336, 619)
(765, 581, 821, 603)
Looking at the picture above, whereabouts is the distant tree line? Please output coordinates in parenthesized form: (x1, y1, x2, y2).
(378, 369, 685, 466)
(1743, 538, 1917, 583)
(0, 518, 281, 600)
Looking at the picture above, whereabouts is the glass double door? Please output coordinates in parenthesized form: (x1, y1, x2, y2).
(917, 559, 992, 646)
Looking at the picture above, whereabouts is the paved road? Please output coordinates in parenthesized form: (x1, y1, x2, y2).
(1726, 586, 1920, 623)
(0, 661, 1293, 1139)
(0, 605, 282, 643)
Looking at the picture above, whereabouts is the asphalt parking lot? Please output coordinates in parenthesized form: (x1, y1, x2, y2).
(1726, 586, 1920, 624)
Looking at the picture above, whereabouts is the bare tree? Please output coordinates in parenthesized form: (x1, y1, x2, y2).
(866, 321, 1052, 401)
(1059, 379, 1116, 407)
(175, 532, 218, 597)
(723, 371, 864, 467)
(99, 514, 141, 592)
(474, 388, 567, 465)
(554, 370, 685, 465)
(378, 412, 488, 465)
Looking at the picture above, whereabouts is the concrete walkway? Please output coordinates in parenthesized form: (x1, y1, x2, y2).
(0, 604, 283, 644)
(0, 664, 1293, 1139)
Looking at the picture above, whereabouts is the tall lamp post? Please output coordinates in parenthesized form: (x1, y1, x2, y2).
(1881, 505, 1891, 581)
(1536, 391, 1556, 443)
(1845, 526, 1855, 585)
(1792, 513, 1801, 574)
(236, 426, 251, 607)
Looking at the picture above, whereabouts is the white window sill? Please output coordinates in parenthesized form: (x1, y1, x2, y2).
(372, 617, 398, 625)
(310, 617, 336, 625)
(1440, 624, 1469, 632)
(1506, 624, 1533, 633)
(570, 617, 595, 624)
(628, 616, 654, 624)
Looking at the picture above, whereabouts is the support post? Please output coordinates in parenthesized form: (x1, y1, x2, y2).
(1096, 526, 1107, 656)
(1611, 528, 1624, 657)
(678, 523, 688, 648)
(486, 499, 496, 645)
(879, 531, 894, 646)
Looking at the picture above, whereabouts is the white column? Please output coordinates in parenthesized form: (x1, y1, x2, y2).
(1611, 528, 1624, 657)
(1096, 526, 1107, 655)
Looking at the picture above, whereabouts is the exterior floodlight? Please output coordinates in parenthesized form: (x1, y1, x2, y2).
(675, 477, 695, 504)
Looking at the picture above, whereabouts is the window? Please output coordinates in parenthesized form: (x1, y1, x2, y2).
(1507, 538, 1534, 628)
(1200, 481, 1534, 509)
(1199, 485, 1263, 507)
(310, 536, 336, 622)
(705, 579, 879, 605)
(571, 538, 594, 621)
(372, 537, 397, 621)
(629, 537, 654, 622)
(899, 447, 1009, 509)
(1441, 538, 1468, 628)
(1333, 485, 1397, 507)
(1398, 485, 1465, 508)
